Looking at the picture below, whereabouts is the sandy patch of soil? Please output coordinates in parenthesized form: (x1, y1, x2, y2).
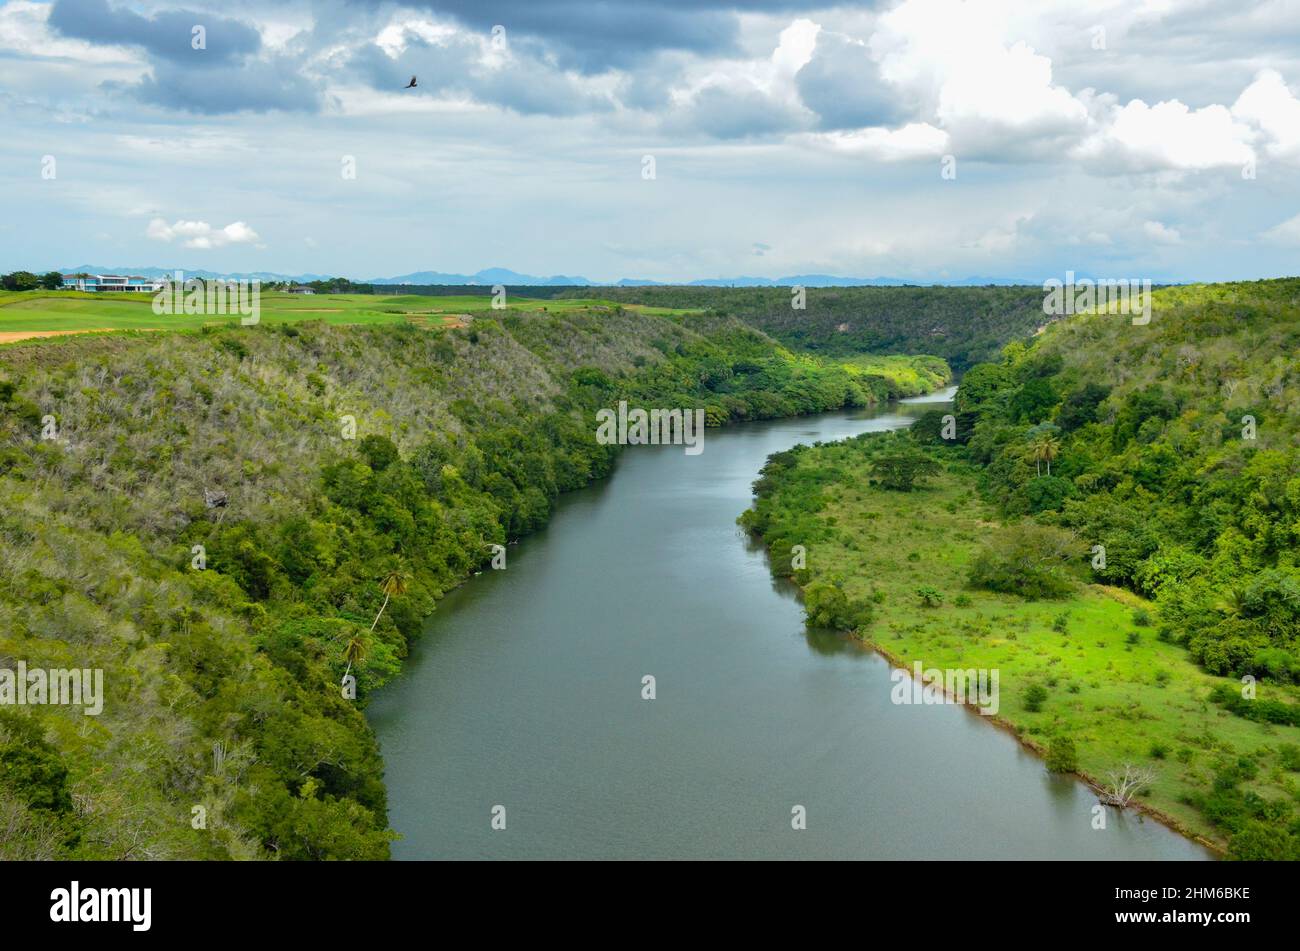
(0, 328, 117, 343)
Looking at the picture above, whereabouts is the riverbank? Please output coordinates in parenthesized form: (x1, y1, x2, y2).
(741, 427, 1298, 856)
(0, 304, 957, 859)
(371, 392, 1204, 859)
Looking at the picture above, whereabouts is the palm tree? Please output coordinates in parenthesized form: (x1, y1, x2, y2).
(342, 632, 366, 684)
(370, 569, 409, 632)
(1216, 586, 1248, 619)
(342, 569, 409, 685)
(1026, 430, 1062, 476)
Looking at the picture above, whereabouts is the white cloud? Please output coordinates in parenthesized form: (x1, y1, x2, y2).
(1232, 69, 1300, 163)
(3, 0, 1300, 282)
(1075, 98, 1254, 172)
(1262, 212, 1300, 244)
(1143, 220, 1182, 244)
(870, 0, 1089, 157)
(805, 121, 949, 160)
(771, 18, 821, 79)
(146, 218, 260, 250)
(666, 16, 821, 129)
(374, 17, 458, 58)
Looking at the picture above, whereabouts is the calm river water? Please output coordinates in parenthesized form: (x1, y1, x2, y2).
(368, 388, 1210, 859)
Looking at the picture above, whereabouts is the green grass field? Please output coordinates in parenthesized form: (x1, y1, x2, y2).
(760, 445, 1300, 850)
(840, 353, 951, 397)
(0, 290, 697, 342)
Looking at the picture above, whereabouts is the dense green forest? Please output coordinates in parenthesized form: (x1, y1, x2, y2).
(0, 306, 941, 859)
(954, 278, 1300, 681)
(559, 285, 1048, 371)
(743, 278, 1300, 857)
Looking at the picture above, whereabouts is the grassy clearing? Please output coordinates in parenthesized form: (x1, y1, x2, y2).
(840, 353, 951, 397)
(748, 436, 1300, 850)
(0, 291, 699, 342)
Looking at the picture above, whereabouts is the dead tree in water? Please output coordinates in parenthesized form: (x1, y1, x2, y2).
(1100, 763, 1158, 807)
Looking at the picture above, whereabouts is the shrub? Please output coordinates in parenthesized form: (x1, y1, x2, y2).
(916, 585, 944, 608)
(804, 582, 871, 631)
(1022, 475, 1072, 514)
(1278, 744, 1300, 772)
(1024, 683, 1049, 712)
(1045, 735, 1078, 773)
(871, 449, 941, 491)
(968, 522, 1078, 600)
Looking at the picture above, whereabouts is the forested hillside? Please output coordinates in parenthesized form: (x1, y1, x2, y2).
(560, 285, 1048, 371)
(743, 278, 1300, 857)
(0, 307, 940, 859)
(958, 278, 1300, 678)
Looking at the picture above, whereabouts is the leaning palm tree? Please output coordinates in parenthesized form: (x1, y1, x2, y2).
(370, 569, 409, 632)
(342, 632, 366, 684)
(342, 570, 410, 686)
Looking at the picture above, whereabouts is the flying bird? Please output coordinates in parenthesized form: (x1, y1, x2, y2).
(404, 76, 417, 89)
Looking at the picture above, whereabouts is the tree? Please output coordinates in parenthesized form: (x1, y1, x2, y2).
(911, 410, 949, 444)
(1024, 683, 1049, 712)
(871, 450, 940, 491)
(38, 272, 63, 290)
(0, 271, 38, 291)
(1010, 377, 1058, 422)
(369, 569, 409, 633)
(1024, 427, 1062, 476)
(954, 362, 1011, 415)
(341, 632, 367, 684)
(1100, 763, 1157, 807)
(343, 569, 410, 684)
(803, 582, 871, 631)
(357, 434, 401, 472)
(968, 522, 1079, 599)
(1045, 735, 1078, 773)
(1056, 383, 1110, 431)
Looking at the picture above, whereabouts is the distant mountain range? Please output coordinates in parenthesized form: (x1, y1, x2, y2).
(59, 265, 337, 283)
(57, 265, 1039, 288)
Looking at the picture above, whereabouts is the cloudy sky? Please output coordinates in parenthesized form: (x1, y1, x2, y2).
(2, 0, 1298, 282)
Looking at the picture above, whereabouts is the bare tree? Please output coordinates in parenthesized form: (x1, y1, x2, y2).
(1100, 763, 1158, 807)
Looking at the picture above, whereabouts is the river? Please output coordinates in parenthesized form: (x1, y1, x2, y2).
(367, 387, 1210, 859)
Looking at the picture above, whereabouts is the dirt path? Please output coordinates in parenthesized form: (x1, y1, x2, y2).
(0, 328, 118, 343)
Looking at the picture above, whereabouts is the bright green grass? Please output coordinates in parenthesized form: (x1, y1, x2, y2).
(0, 291, 698, 339)
(839, 354, 951, 396)
(780, 454, 1300, 849)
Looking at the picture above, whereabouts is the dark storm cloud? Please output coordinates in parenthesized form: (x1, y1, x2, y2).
(48, 0, 319, 115)
(48, 0, 262, 63)
(795, 31, 910, 129)
(356, 0, 839, 71)
(129, 58, 322, 114)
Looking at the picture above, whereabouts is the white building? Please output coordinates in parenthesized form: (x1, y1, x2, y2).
(61, 274, 166, 292)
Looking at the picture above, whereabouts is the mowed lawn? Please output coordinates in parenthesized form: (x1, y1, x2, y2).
(0, 291, 696, 342)
(797, 454, 1300, 849)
